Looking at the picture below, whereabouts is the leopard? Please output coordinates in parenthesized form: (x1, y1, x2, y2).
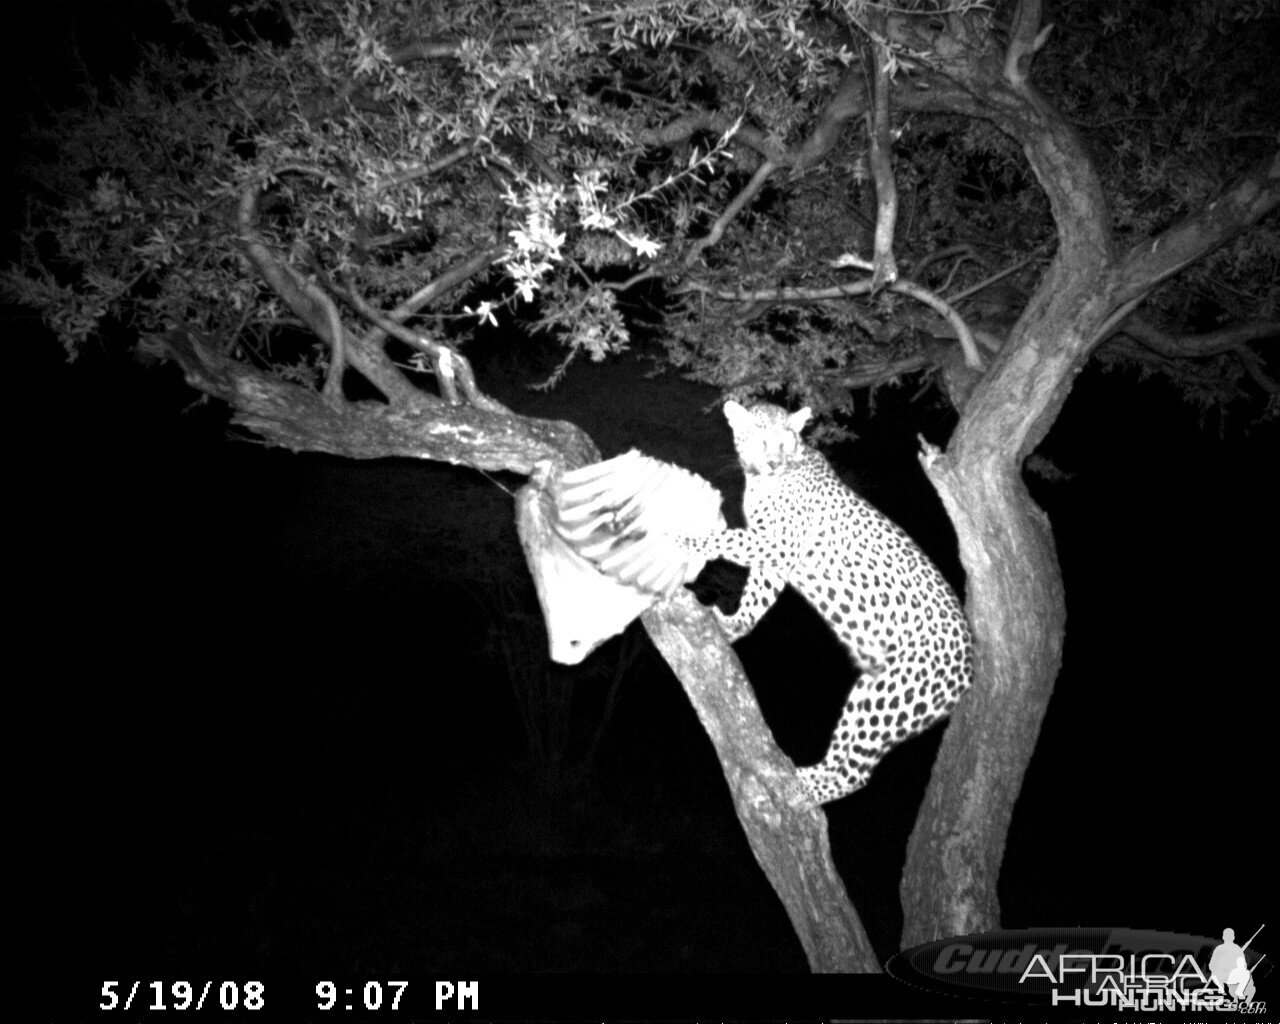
(679, 400, 974, 805)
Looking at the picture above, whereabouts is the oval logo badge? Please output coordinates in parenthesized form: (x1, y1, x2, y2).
(886, 926, 1267, 1010)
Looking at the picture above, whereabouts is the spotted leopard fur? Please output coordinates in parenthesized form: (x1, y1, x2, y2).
(682, 401, 974, 804)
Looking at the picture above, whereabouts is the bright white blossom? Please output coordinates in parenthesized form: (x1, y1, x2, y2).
(464, 300, 499, 326)
(616, 230, 661, 258)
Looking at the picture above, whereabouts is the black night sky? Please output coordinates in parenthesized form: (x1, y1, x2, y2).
(8, 0, 1276, 1009)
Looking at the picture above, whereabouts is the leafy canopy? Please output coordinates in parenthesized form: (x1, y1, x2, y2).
(8, 0, 1277, 419)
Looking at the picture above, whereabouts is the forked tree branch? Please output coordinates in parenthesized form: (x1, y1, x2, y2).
(234, 178, 426, 409)
(339, 281, 511, 415)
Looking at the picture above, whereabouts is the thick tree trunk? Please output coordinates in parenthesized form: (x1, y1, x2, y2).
(899, 146, 1279, 943)
(886, 3, 1129, 944)
(901, 429, 1066, 943)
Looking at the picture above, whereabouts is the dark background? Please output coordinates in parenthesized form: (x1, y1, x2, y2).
(15, 328, 1275, 974)
(8, 0, 1275, 982)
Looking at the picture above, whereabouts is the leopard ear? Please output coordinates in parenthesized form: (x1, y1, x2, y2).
(789, 407, 813, 433)
(723, 399, 749, 426)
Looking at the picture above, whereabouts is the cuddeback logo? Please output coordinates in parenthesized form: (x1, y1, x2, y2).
(886, 925, 1268, 1012)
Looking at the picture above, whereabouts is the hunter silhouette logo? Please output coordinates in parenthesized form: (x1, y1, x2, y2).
(1209, 926, 1264, 1002)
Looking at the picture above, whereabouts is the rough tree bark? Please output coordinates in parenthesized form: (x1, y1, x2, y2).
(642, 597, 877, 972)
(884, 6, 1280, 945)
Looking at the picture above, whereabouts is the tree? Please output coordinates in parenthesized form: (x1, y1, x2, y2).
(9, 0, 1278, 972)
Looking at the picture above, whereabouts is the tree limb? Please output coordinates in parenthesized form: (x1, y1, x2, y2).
(638, 69, 865, 174)
(867, 35, 899, 289)
(386, 246, 507, 326)
(815, 352, 933, 390)
(1114, 151, 1280, 307)
(234, 178, 425, 409)
(684, 160, 777, 265)
(680, 274, 983, 369)
(1112, 314, 1280, 358)
(892, 278, 983, 369)
(911, 243, 991, 284)
(163, 330, 595, 473)
(639, 596, 880, 972)
(636, 110, 789, 166)
(340, 280, 511, 415)
(1003, 0, 1052, 90)
(793, 72, 865, 173)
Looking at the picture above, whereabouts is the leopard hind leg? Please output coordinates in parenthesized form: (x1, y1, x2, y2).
(797, 664, 948, 804)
